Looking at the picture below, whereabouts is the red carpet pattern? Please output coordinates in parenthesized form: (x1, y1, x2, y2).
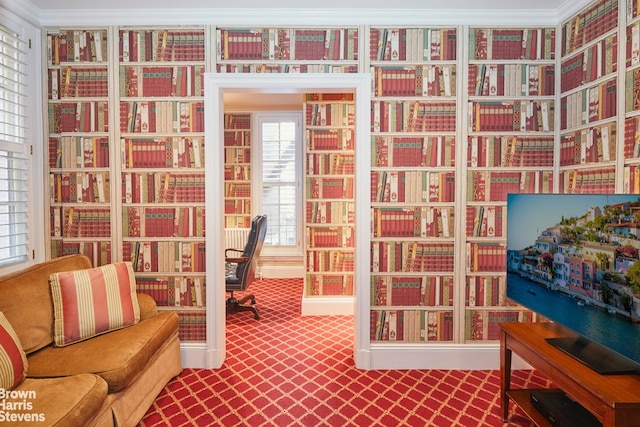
(139, 278, 551, 426)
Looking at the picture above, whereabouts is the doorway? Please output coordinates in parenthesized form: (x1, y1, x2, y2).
(203, 73, 371, 369)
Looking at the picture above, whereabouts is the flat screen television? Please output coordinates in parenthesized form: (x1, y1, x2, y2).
(506, 193, 640, 375)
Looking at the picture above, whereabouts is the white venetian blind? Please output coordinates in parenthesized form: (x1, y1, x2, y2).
(0, 24, 30, 265)
(260, 118, 299, 247)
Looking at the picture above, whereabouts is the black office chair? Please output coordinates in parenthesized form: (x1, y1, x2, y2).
(225, 214, 267, 320)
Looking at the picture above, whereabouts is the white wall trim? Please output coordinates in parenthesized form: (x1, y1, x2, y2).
(366, 344, 533, 370)
(0, 3, 45, 275)
(31, 5, 592, 27)
(180, 342, 223, 369)
(203, 74, 227, 370)
(205, 73, 371, 369)
(557, 0, 594, 25)
(301, 296, 354, 316)
(0, 0, 41, 27)
(261, 264, 304, 279)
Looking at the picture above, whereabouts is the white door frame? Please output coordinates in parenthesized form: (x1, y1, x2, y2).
(197, 73, 372, 369)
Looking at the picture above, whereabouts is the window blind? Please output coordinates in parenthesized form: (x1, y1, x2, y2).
(0, 24, 30, 265)
(260, 120, 299, 247)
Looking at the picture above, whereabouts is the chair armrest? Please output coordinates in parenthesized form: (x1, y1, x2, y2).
(136, 292, 159, 321)
(225, 248, 244, 257)
(225, 256, 249, 264)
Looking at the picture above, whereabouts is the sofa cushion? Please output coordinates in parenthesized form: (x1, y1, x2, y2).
(0, 255, 92, 354)
(137, 291, 160, 321)
(27, 310, 178, 393)
(49, 262, 140, 347)
(10, 375, 108, 426)
(0, 312, 28, 390)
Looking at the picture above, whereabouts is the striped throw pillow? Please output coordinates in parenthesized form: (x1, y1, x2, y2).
(0, 312, 28, 390)
(49, 262, 140, 347)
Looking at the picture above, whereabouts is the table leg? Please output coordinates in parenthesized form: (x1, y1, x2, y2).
(500, 330, 512, 422)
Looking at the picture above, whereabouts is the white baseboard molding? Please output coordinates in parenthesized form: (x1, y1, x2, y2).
(301, 296, 354, 316)
(180, 342, 223, 369)
(361, 343, 533, 370)
(182, 341, 532, 370)
(259, 264, 304, 279)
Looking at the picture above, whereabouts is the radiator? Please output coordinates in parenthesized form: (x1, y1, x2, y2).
(225, 228, 251, 250)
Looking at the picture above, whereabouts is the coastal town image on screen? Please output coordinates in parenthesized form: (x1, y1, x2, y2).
(507, 194, 640, 323)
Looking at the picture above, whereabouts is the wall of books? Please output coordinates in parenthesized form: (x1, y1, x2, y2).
(118, 27, 207, 342)
(559, 0, 619, 193)
(43, 0, 634, 357)
(465, 26, 557, 341)
(304, 93, 356, 300)
(625, 0, 640, 189)
(47, 28, 113, 267)
(224, 113, 252, 228)
(369, 27, 458, 342)
(215, 27, 359, 73)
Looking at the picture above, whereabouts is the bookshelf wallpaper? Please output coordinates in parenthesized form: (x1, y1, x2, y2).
(560, 0, 619, 195)
(118, 28, 207, 342)
(45, 0, 634, 347)
(304, 93, 356, 299)
(224, 113, 253, 229)
(369, 27, 458, 343)
(626, 0, 640, 193)
(48, 29, 112, 267)
(465, 25, 557, 341)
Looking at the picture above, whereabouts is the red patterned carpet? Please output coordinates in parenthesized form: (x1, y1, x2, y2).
(139, 278, 550, 426)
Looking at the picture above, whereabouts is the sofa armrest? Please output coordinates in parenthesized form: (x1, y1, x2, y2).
(136, 293, 159, 321)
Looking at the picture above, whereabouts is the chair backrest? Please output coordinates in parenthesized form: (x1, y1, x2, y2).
(234, 214, 267, 288)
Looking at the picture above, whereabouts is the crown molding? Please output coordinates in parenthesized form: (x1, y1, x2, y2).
(35, 7, 566, 28)
(557, 0, 593, 24)
(0, 0, 41, 27)
(3, 0, 596, 28)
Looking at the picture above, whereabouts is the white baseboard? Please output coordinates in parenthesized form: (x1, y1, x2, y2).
(180, 342, 223, 369)
(259, 264, 304, 279)
(181, 341, 532, 370)
(359, 343, 532, 370)
(301, 296, 354, 316)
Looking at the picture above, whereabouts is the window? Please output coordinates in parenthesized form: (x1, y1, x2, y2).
(255, 113, 303, 256)
(0, 22, 31, 267)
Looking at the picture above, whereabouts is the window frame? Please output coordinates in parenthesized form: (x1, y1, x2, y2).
(252, 111, 304, 257)
(0, 9, 45, 275)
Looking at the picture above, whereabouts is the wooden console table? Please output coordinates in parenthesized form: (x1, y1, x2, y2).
(500, 322, 640, 427)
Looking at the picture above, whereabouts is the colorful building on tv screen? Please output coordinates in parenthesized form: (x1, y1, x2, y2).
(507, 199, 640, 322)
